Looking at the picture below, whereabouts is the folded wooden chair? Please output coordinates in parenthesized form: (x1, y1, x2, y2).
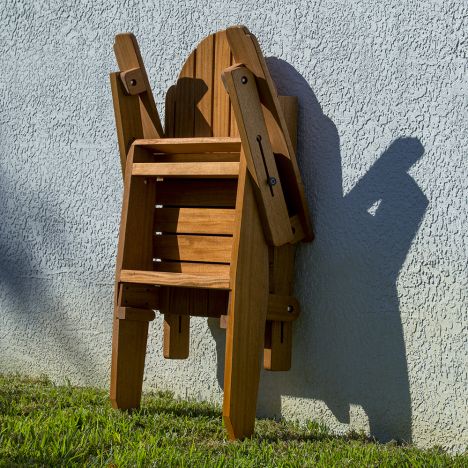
(109, 26, 313, 440)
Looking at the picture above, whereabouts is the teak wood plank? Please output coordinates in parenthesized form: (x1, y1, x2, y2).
(158, 287, 228, 318)
(132, 162, 239, 178)
(133, 137, 241, 153)
(114, 33, 163, 138)
(175, 51, 195, 137)
(194, 33, 214, 136)
(223, 157, 269, 440)
(155, 179, 237, 207)
(223, 64, 293, 247)
(116, 147, 157, 273)
(110, 72, 144, 176)
(110, 312, 151, 409)
(162, 47, 197, 354)
(163, 314, 190, 359)
(154, 208, 235, 235)
(213, 31, 232, 136)
(153, 261, 230, 276)
(154, 234, 233, 263)
(120, 270, 230, 289)
(264, 95, 300, 371)
(226, 26, 313, 241)
(148, 152, 240, 163)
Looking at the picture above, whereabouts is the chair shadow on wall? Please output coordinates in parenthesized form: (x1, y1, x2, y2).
(209, 58, 428, 444)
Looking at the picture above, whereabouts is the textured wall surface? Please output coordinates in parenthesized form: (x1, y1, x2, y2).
(0, 0, 466, 452)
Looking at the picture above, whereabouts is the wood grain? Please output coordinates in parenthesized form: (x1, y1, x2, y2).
(132, 161, 239, 178)
(223, 157, 269, 440)
(110, 315, 151, 409)
(154, 208, 235, 235)
(226, 26, 313, 241)
(154, 234, 233, 263)
(223, 64, 293, 247)
(155, 179, 237, 207)
(133, 137, 241, 153)
(114, 33, 164, 138)
(110, 72, 143, 176)
(120, 269, 230, 289)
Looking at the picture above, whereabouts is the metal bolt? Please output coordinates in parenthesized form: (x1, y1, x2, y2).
(287, 305, 294, 313)
(241, 76, 248, 84)
(130, 79, 137, 86)
(268, 176, 277, 187)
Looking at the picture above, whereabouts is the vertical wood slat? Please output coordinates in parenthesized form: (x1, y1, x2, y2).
(213, 31, 232, 137)
(229, 51, 240, 137)
(164, 43, 196, 356)
(162, 31, 236, 358)
(117, 147, 157, 273)
(194, 34, 214, 136)
(264, 97, 299, 371)
(163, 314, 190, 359)
(113, 33, 164, 138)
(165, 85, 176, 137)
(163, 38, 196, 357)
(110, 72, 144, 177)
(110, 315, 151, 409)
(223, 157, 269, 440)
(175, 51, 196, 137)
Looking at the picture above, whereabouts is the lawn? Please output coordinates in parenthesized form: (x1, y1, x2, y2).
(0, 375, 464, 467)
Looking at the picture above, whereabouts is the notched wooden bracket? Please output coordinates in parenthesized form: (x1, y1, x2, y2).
(120, 67, 146, 95)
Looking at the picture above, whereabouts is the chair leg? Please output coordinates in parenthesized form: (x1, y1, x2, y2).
(110, 307, 154, 409)
(223, 168, 269, 440)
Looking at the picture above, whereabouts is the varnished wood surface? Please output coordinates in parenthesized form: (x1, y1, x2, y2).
(223, 157, 269, 440)
(155, 179, 237, 207)
(120, 269, 231, 290)
(154, 234, 233, 263)
(132, 161, 239, 178)
(226, 26, 313, 242)
(114, 33, 164, 138)
(154, 208, 235, 235)
(223, 64, 293, 247)
(133, 137, 241, 153)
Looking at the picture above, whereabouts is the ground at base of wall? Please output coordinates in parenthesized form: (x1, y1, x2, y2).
(0, 375, 465, 467)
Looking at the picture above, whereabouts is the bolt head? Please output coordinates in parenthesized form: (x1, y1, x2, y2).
(241, 76, 248, 84)
(268, 176, 277, 186)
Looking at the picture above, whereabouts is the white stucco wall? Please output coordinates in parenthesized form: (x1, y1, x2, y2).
(0, 0, 466, 452)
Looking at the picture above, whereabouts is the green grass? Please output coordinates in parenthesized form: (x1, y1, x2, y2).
(0, 375, 465, 467)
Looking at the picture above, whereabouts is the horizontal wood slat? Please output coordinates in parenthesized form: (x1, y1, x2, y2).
(133, 137, 241, 153)
(154, 235, 233, 263)
(120, 269, 230, 289)
(154, 208, 235, 235)
(153, 261, 230, 276)
(132, 162, 239, 178)
(148, 153, 240, 163)
(155, 179, 238, 207)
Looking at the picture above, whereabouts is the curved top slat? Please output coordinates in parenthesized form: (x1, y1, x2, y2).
(165, 31, 237, 138)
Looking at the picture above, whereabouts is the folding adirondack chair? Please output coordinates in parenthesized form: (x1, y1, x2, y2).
(109, 26, 313, 440)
